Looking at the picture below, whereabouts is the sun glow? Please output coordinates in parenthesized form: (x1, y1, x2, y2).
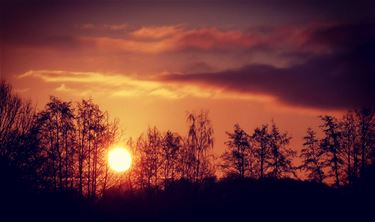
(108, 147, 132, 172)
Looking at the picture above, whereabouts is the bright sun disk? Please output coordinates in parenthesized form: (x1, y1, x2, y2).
(108, 147, 132, 172)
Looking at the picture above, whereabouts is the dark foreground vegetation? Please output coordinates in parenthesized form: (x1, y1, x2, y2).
(1, 158, 374, 222)
(1, 80, 374, 221)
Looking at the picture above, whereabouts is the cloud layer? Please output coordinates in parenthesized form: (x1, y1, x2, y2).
(159, 23, 375, 109)
(3, 1, 374, 111)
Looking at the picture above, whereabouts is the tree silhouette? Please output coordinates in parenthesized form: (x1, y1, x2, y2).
(30, 97, 119, 197)
(267, 122, 296, 179)
(252, 124, 271, 179)
(76, 99, 118, 198)
(135, 126, 163, 189)
(0, 80, 35, 159)
(161, 131, 182, 185)
(0, 80, 38, 183)
(221, 123, 252, 178)
(184, 111, 214, 182)
(320, 115, 343, 187)
(340, 111, 359, 185)
(355, 107, 375, 175)
(35, 96, 75, 191)
(300, 128, 325, 183)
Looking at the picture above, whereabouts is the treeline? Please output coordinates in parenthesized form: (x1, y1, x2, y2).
(221, 111, 375, 187)
(301, 113, 374, 186)
(0, 80, 119, 198)
(0, 80, 374, 199)
(126, 111, 215, 190)
(0, 80, 216, 197)
(221, 122, 296, 179)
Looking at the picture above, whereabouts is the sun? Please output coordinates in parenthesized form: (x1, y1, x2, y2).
(108, 147, 132, 173)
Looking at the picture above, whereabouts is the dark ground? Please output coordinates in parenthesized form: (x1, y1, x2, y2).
(1, 159, 374, 222)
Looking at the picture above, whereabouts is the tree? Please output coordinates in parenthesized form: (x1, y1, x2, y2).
(320, 115, 343, 187)
(355, 107, 375, 175)
(76, 99, 117, 198)
(221, 124, 253, 178)
(340, 111, 359, 185)
(0, 80, 23, 156)
(35, 97, 76, 190)
(135, 127, 163, 189)
(161, 131, 182, 185)
(252, 124, 271, 179)
(267, 122, 296, 179)
(300, 128, 325, 183)
(0, 80, 39, 183)
(0, 80, 35, 159)
(34, 97, 118, 197)
(185, 111, 214, 182)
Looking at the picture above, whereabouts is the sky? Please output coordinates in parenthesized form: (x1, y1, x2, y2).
(1, 0, 374, 160)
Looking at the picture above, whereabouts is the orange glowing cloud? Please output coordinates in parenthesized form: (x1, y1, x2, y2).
(80, 36, 171, 54)
(130, 25, 182, 39)
(79, 26, 266, 54)
(17, 69, 276, 102)
(76, 24, 331, 55)
(173, 27, 257, 50)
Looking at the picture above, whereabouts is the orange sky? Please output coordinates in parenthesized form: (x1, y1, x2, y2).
(4, 71, 342, 161)
(2, 0, 372, 165)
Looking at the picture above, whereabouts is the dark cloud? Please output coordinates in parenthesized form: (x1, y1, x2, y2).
(1, 1, 83, 48)
(160, 23, 375, 110)
(2, 0, 373, 50)
(182, 62, 216, 73)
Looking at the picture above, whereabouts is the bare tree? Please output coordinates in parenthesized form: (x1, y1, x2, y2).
(340, 111, 358, 185)
(320, 115, 343, 187)
(0, 80, 34, 158)
(268, 122, 296, 179)
(221, 124, 253, 178)
(135, 127, 163, 189)
(0, 80, 38, 182)
(185, 111, 214, 182)
(76, 99, 117, 198)
(355, 107, 375, 175)
(252, 124, 271, 179)
(35, 97, 75, 190)
(161, 131, 182, 186)
(300, 128, 325, 183)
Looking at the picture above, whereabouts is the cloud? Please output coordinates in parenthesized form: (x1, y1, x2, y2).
(79, 23, 343, 57)
(130, 25, 182, 39)
(17, 70, 216, 99)
(3, 20, 337, 58)
(79, 23, 129, 31)
(19, 70, 157, 87)
(16, 22, 374, 109)
(172, 27, 258, 51)
(18, 69, 268, 101)
(81, 25, 303, 54)
(19, 70, 166, 97)
(155, 22, 375, 110)
(104, 23, 129, 31)
(80, 36, 171, 54)
(160, 55, 374, 110)
(82, 26, 260, 53)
